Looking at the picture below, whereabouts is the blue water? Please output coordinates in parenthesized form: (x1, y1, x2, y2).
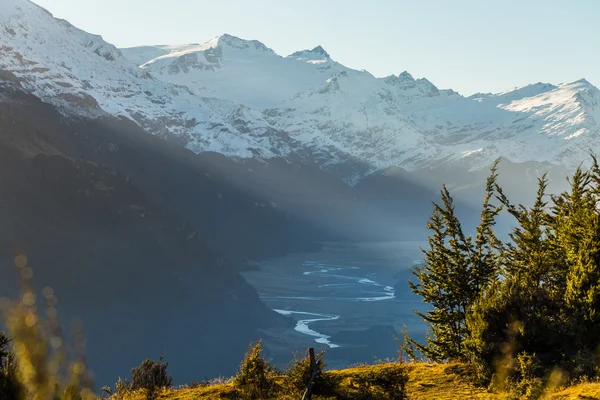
(270, 261, 398, 347)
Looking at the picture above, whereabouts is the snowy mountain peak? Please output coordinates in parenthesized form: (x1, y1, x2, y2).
(123, 35, 348, 108)
(468, 82, 558, 106)
(0, 0, 292, 158)
(398, 71, 414, 80)
(288, 45, 331, 65)
(310, 45, 329, 56)
(122, 34, 275, 71)
(382, 72, 405, 83)
(499, 82, 557, 99)
(564, 78, 597, 91)
(211, 33, 274, 53)
(473, 79, 597, 108)
(383, 71, 414, 85)
(290, 45, 330, 57)
(383, 72, 440, 97)
(2, 3, 599, 178)
(2, 0, 124, 64)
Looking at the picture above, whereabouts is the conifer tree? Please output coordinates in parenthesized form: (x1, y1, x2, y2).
(494, 175, 559, 285)
(407, 155, 600, 384)
(466, 176, 570, 382)
(406, 162, 502, 361)
(469, 160, 503, 292)
(550, 161, 600, 363)
(407, 191, 467, 361)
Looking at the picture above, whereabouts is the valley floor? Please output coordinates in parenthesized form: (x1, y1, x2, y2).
(242, 242, 427, 370)
(120, 362, 600, 399)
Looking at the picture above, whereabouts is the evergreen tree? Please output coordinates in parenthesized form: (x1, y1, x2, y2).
(494, 175, 559, 285)
(406, 162, 501, 361)
(466, 176, 573, 383)
(469, 160, 503, 293)
(410, 155, 600, 385)
(550, 161, 600, 371)
(406, 186, 468, 361)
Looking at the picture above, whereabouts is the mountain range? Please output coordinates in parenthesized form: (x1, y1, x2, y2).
(1, 0, 598, 387)
(2, 0, 599, 182)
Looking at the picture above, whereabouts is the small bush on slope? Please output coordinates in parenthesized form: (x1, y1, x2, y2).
(283, 350, 340, 398)
(105, 358, 172, 400)
(131, 358, 172, 400)
(232, 340, 277, 400)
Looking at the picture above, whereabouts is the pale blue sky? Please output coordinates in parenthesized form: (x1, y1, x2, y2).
(33, 0, 599, 95)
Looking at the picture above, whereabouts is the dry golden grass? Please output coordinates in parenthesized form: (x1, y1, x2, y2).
(123, 383, 238, 399)
(117, 361, 600, 400)
(549, 382, 600, 399)
(332, 362, 495, 400)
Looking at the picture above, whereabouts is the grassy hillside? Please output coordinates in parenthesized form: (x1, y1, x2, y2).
(118, 362, 600, 400)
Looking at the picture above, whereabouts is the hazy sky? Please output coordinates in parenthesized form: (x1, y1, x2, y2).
(32, 0, 600, 95)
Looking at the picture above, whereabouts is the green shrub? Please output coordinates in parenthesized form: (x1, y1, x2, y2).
(130, 357, 172, 399)
(233, 341, 276, 400)
(513, 353, 545, 400)
(104, 376, 132, 399)
(283, 350, 340, 397)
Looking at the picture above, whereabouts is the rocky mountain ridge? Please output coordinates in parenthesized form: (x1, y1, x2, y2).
(1, 0, 598, 183)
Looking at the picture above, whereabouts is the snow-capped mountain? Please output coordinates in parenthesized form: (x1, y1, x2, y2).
(125, 34, 600, 174)
(2, 0, 599, 181)
(0, 0, 298, 160)
(124, 35, 351, 108)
